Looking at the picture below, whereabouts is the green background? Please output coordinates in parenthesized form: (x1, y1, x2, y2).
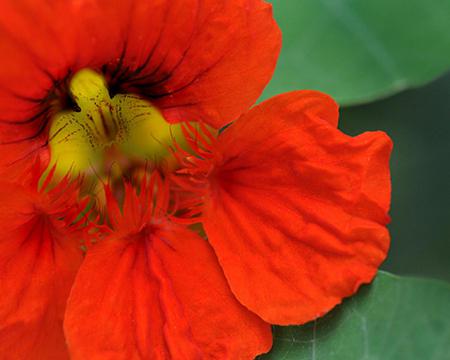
(260, 272, 450, 360)
(263, 0, 450, 105)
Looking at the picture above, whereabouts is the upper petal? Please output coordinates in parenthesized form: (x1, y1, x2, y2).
(201, 91, 392, 325)
(149, 0, 281, 128)
(64, 223, 271, 360)
(0, 0, 280, 160)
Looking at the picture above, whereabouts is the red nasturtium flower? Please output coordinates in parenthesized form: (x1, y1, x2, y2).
(0, 0, 392, 359)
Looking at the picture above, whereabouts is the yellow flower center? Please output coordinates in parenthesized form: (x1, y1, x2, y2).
(47, 69, 183, 179)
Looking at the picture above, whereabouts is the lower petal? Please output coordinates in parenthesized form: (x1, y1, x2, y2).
(64, 225, 271, 359)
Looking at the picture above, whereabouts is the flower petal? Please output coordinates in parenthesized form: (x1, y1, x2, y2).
(64, 224, 271, 359)
(202, 91, 392, 325)
(150, 0, 281, 128)
(0, 182, 83, 359)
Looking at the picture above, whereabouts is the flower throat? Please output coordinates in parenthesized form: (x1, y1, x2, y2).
(47, 69, 183, 183)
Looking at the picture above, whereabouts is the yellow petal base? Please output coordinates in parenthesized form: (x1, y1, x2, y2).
(47, 69, 183, 180)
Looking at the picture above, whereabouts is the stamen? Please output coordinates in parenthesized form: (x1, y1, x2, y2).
(166, 121, 220, 224)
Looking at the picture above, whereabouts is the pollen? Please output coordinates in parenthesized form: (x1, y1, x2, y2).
(47, 69, 183, 180)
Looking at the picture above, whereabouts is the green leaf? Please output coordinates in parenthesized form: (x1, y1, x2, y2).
(259, 272, 450, 360)
(262, 0, 450, 105)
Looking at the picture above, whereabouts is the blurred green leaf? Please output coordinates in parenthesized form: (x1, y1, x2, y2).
(263, 0, 450, 105)
(259, 272, 450, 360)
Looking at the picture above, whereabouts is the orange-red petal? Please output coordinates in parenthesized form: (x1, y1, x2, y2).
(201, 91, 392, 325)
(0, 182, 83, 359)
(64, 224, 271, 359)
(152, 0, 281, 128)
